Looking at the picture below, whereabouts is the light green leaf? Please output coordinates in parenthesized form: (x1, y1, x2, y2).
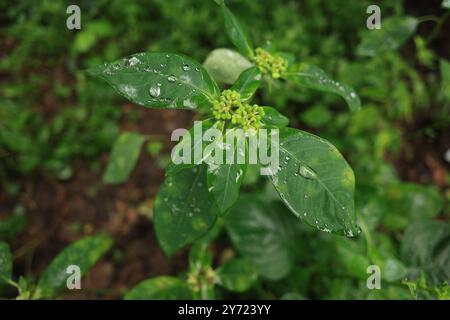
(0, 242, 12, 284)
(207, 130, 247, 214)
(230, 66, 262, 100)
(203, 48, 253, 84)
(261, 106, 289, 127)
(401, 220, 450, 285)
(225, 195, 304, 280)
(216, 259, 258, 292)
(384, 258, 408, 282)
(443, 0, 450, 9)
(357, 17, 418, 57)
(285, 63, 361, 112)
(220, 1, 254, 58)
(124, 276, 191, 300)
(103, 132, 146, 184)
(36, 234, 113, 298)
(269, 128, 358, 237)
(154, 166, 219, 255)
(88, 52, 220, 109)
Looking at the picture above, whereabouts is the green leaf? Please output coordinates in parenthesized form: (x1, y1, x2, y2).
(383, 258, 408, 282)
(261, 106, 289, 127)
(207, 130, 247, 214)
(357, 17, 418, 57)
(88, 52, 220, 109)
(216, 259, 257, 292)
(225, 195, 304, 280)
(36, 233, 113, 298)
(230, 66, 262, 100)
(165, 120, 218, 176)
(124, 276, 191, 300)
(220, 1, 254, 58)
(0, 242, 12, 284)
(269, 128, 358, 237)
(203, 48, 253, 85)
(103, 132, 146, 184)
(443, 0, 450, 9)
(285, 63, 361, 112)
(401, 220, 450, 285)
(154, 166, 219, 255)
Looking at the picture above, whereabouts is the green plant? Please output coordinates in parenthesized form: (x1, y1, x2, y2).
(0, 234, 113, 299)
(89, 1, 362, 258)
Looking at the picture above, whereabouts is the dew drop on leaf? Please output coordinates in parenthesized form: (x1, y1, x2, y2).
(298, 165, 317, 179)
(149, 85, 161, 98)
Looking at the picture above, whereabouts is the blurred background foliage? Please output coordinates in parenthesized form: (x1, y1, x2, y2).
(0, 0, 449, 299)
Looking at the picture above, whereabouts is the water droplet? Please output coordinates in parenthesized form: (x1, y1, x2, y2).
(182, 64, 190, 71)
(167, 75, 177, 82)
(298, 165, 317, 179)
(149, 85, 160, 98)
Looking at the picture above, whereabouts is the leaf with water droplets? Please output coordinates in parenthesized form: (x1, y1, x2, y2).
(269, 127, 358, 237)
(154, 166, 219, 255)
(284, 63, 361, 112)
(203, 48, 253, 84)
(219, 1, 254, 58)
(88, 52, 220, 110)
(0, 242, 12, 284)
(103, 132, 146, 184)
(35, 234, 113, 298)
(230, 66, 262, 100)
(124, 276, 191, 300)
(207, 130, 248, 214)
(261, 106, 289, 127)
(225, 195, 305, 280)
(357, 17, 418, 57)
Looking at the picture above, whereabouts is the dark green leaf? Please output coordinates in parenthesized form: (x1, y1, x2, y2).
(0, 242, 12, 284)
(35, 234, 113, 298)
(207, 130, 247, 214)
(88, 53, 220, 109)
(203, 48, 253, 85)
(124, 276, 191, 300)
(269, 128, 358, 237)
(401, 220, 450, 285)
(285, 63, 361, 112)
(261, 107, 289, 127)
(103, 132, 146, 184)
(220, 1, 254, 58)
(357, 17, 418, 57)
(225, 195, 304, 280)
(216, 259, 257, 292)
(154, 166, 219, 255)
(230, 66, 262, 100)
(165, 120, 216, 176)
